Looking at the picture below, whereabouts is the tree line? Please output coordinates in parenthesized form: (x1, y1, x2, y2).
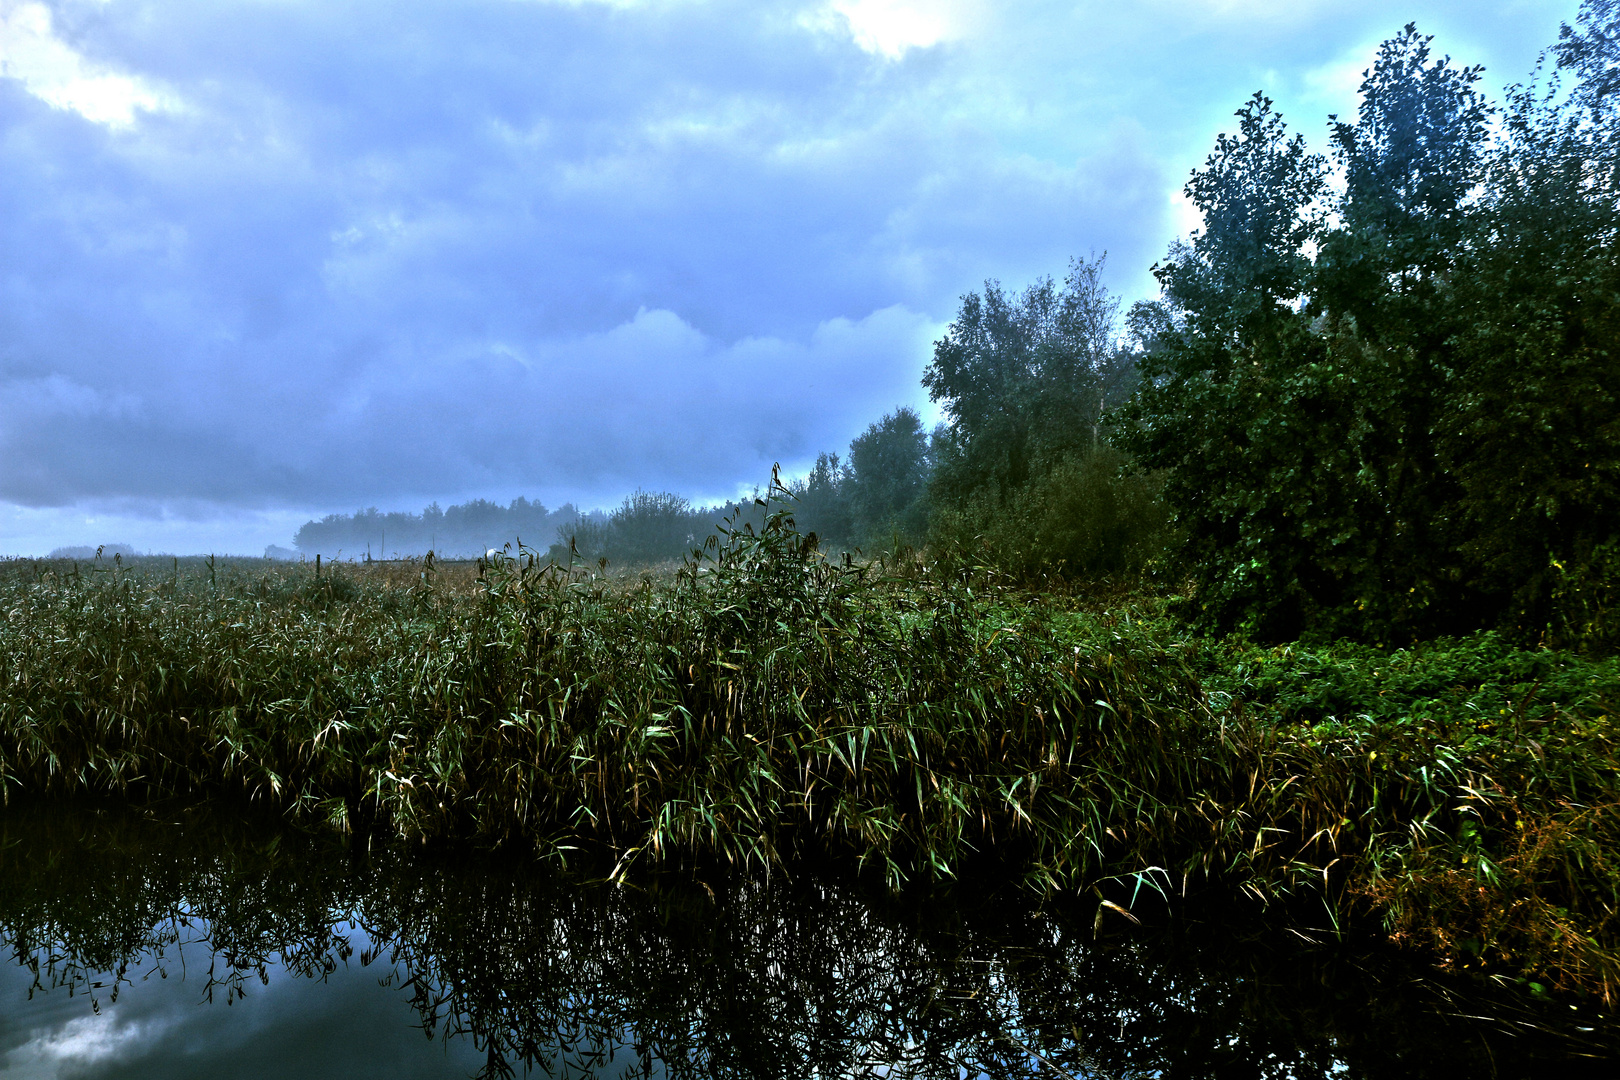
(292, 498, 586, 560)
(796, 2, 1620, 648)
(1120, 8, 1620, 643)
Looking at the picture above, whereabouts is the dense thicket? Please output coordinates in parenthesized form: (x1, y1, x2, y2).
(921, 257, 1167, 580)
(1120, 13, 1620, 644)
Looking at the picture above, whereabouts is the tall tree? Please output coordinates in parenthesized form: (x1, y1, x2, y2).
(1121, 13, 1620, 644)
(925, 254, 1126, 506)
(846, 408, 933, 545)
(786, 452, 855, 546)
(1441, 5, 1620, 637)
(1118, 93, 1333, 636)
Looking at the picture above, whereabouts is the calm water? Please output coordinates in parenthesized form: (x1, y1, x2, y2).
(0, 801, 1613, 1080)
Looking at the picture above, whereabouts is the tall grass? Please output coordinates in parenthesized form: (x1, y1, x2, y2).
(1, 488, 1617, 1002)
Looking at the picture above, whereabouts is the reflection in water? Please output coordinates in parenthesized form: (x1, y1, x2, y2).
(0, 801, 1613, 1079)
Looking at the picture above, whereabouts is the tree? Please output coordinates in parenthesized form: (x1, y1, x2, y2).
(1118, 92, 1334, 636)
(1439, 8, 1620, 639)
(925, 254, 1129, 507)
(1304, 25, 1493, 635)
(786, 452, 855, 547)
(1120, 13, 1620, 644)
(1555, 0, 1620, 114)
(846, 408, 933, 545)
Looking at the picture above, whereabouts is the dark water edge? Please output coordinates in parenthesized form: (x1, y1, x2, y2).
(0, 799, 1614, 1080)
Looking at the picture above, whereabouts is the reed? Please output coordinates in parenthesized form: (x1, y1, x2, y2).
(1, 493, 1617, 1002)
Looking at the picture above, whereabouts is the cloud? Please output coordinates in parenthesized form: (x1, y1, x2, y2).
(0, 302, 944, 513)
(0, 935, 489, 1080)
(0, 0, 1168, 523)
(0, 1, 177, 126)
(2, 1009, 170, 1077)
(0, 0, 1577, 552)
(819, 0, 984, 59)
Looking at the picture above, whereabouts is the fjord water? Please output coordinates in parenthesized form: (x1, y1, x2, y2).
(0, 802, 1612, 1080)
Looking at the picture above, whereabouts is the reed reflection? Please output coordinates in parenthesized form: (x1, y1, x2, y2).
(0, 802, 1609, 1080)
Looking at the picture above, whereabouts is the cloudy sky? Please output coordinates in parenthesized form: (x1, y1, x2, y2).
(0, 929, 491, 1079)
(0, 0, 1581, 554)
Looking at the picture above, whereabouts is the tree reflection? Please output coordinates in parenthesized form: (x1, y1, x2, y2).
(0, 801, 1609, 1079)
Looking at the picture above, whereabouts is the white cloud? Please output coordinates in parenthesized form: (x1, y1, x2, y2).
(0, 1, 177, 126)
(1167, 188, 1203, 243)
(340, 303, 945, 509)
(1301, 40, 1381, 117)
(1, 1009, 167, 1079)
(821, 0, 981, 59)
(0, 0, 1569, 553)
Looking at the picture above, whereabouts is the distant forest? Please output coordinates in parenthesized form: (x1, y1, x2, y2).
(292, 498, 588, 561)
(286, 409, 950, 565)
(286, 401, 959, 565)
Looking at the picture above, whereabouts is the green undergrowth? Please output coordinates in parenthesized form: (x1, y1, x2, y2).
(1, 506, 1617, 1006)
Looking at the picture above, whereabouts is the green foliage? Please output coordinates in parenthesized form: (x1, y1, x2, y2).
(845, 407, 933, 546)
(923, 255, 1164, 583)
(1120, 15, 1620, 644)
(1439, 47, 1620, 640)
(929, 443, 1169, 583)
(782, 409, 935, 553)
(558, 489, 714, 566)
(926, 255, 1132, 506)
(296, 496, 578, 560)
(1206, 632, 1620, 998)
(785, 451, 855, 546)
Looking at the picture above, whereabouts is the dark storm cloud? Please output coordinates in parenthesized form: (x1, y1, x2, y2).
(0, 0, 1576, 550)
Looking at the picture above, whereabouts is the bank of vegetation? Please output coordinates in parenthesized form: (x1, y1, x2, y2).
(2, 514, 1619, 1006)
(5, 4, 1620, 1018)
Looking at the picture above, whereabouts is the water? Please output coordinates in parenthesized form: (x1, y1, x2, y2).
(0, 801, 1613, 1079)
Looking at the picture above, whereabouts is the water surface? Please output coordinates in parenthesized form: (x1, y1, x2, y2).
(1, 802, 1612, 1079)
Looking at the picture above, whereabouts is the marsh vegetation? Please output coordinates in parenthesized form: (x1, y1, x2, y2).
(3, 503, 1619, 1020)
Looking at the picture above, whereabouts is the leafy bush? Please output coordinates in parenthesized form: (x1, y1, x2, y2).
(930, 443, 1169, 583)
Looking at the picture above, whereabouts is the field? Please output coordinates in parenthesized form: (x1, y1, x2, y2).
(2, 510, 1618, 1009)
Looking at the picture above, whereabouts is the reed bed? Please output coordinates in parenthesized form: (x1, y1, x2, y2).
(1, 502, 1617, 1003)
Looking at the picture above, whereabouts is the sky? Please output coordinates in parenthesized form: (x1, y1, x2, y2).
(0, 0, 1584, 555)
(0, 926, 493, 1079)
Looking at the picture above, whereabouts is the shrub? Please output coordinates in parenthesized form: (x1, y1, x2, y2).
(930, 443, 1169, 583)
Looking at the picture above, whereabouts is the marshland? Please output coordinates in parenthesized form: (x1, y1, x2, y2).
(5, 500, 1620, 1073)
(8, 6, 1620, 1077)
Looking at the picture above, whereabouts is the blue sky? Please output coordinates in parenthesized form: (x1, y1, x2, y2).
(0, 0, 1581, 554)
